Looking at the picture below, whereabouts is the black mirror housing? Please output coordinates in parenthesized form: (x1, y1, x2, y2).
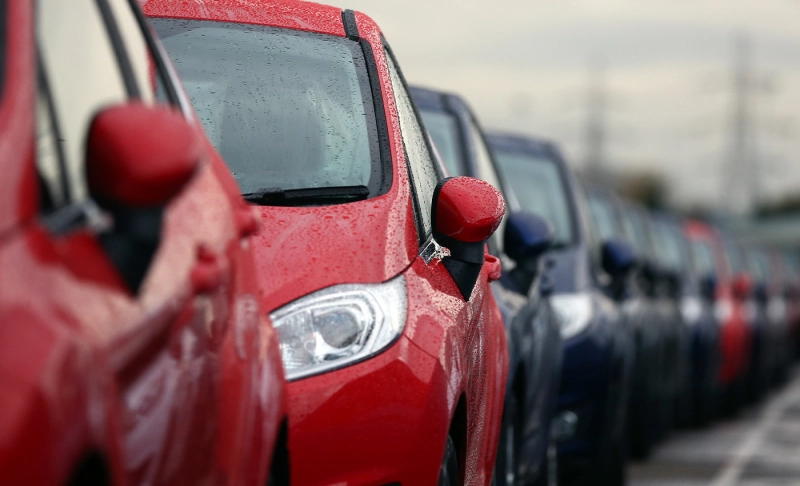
(601, 239, 635, 279)
(504, 212, 553, 263)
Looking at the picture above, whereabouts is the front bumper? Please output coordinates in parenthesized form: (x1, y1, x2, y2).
(285, 335, 451, 486)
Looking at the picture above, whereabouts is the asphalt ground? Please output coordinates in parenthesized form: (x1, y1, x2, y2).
(629, 367, 800, 485)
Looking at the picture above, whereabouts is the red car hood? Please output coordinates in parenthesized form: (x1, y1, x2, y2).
(251, 189, 418, 312)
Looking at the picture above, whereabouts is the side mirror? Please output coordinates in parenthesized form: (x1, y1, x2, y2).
(433, 176, 505, 300)
(87, 102, 201, 207)
(700, 272, 717, 301)
(503, 212, 554, 295)
(732, 273, 753, 301)
(601, 239, 635, 279)
(504, 212, 553, 263)
(86, 102, 202, 293)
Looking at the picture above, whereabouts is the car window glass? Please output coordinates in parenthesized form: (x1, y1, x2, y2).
(37, 0, 128, 202)
(624, 209, 653, 260)
(419, 110, 465, 177)
(384, 49, 439, 240)
(588, 196, 618, 241)
(690, 239, 715, 277)
(106, 0, 156, 103)
(493, 150, 574, 246)
(464, 117, 506, 253)
(153, 19, 381, 197)
(655, 221, 683, 272)
(466, 118, 503, 196)
(36, 83, 67, 209)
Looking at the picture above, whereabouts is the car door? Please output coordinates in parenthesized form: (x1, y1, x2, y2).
(35, 0, 236, 483)
(382, 44, 507, 485)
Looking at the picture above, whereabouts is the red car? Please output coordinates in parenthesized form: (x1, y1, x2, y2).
(0, 0, 286, 484)
(145, 1, 510, 484)
(684, 221, 751, 410)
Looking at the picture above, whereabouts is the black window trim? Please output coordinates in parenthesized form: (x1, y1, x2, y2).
(342, 9, 392, 196)
(94, 0, 140, 98)
(383, 39, 444, 248)
(124, 0, 181, 108)
(36, 54, 72, 207)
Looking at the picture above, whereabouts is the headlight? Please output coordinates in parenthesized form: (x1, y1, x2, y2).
(551, 293, 593, 339)
(681, 296, 703, 324)
(715, 299, 733, 324)
(271, 275, 407, 381)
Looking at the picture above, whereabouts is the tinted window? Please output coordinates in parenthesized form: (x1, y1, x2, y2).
(691, 239, 715, 277)
(385, 49, 439, 240)
(420, 110, 465, 177)
(623, 208, 654, 260)
(494, 150, 574, 246)
(153, 19, 381, 197)
(654, 220, 684, 272)
(466, 117, 502, 195)
(588, 196, 618, 241)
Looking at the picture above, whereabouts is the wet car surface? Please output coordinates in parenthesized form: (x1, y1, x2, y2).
(146, 2, 510, 484)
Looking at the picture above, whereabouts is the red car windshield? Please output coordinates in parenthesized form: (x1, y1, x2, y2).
(151, 19, 383, 200)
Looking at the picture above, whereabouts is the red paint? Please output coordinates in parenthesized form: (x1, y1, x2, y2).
(0, 3, 286, 485)
(145, 2, 509, 484)
(435, 177, 505, 243)
(86, 103, 201, 207)
(684, 220, 752, 386)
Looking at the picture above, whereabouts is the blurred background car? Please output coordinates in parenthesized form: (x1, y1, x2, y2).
(0, 0, 287, 484)
(146, 2, 511, 484)
(685, 221, 752, 415)
(584, 188, 669, 458)
(487, 133, 635, 486)
(412, 85, 563, 486)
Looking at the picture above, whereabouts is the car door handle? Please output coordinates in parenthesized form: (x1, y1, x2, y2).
(485, 253, 502, 282)
(235, 206, 261, 239)
(191, 244, 229, 294)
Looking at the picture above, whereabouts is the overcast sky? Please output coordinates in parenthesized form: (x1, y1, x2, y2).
(336, 0, 800, 211)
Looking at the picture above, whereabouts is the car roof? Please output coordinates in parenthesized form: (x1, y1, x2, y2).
(485, 131, 561, 161)
(143, 0, 347, 37)
(409, 86, 449, 111)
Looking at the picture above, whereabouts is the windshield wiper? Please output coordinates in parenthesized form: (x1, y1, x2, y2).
(242, 185, 370, 206)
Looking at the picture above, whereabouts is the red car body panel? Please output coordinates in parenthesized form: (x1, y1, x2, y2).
(0, 2, 286, 484)
(144, 1, 509, 484)
(684, 221, 751, 386)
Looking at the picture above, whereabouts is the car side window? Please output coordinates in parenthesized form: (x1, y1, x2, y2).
(37, 0, 129, 203)
(384, 47, 440, 242)
(106, 0, 176, 105)
(36, 0, 175, 207)
(464, 116, 506, 254)
(35, 75, 69, 211)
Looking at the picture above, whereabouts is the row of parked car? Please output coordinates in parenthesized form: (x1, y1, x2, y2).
(2, 0, 798, 485)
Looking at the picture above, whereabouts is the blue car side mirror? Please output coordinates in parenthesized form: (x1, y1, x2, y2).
(601, 239, 635, 278)
(504, 212, 553, 263)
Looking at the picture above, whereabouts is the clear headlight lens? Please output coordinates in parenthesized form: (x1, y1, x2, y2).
(715, 299, 733, 325)
(681, 296, 703, 324)
(551, 293, 593, 339)
(271, 275, 407, 381)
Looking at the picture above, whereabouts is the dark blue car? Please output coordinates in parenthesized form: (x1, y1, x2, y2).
(585, 188, 669, 457)
(651, 213, 720, 426)
(486, 133, 634, 485)
(411, 86, 563, 486)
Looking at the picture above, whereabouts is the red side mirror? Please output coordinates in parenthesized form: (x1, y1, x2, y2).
(732, 273, 753, 300)
(431, 177, 505, 301)
(86, 102, 201, 208)
(433, 176, 505, 243)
